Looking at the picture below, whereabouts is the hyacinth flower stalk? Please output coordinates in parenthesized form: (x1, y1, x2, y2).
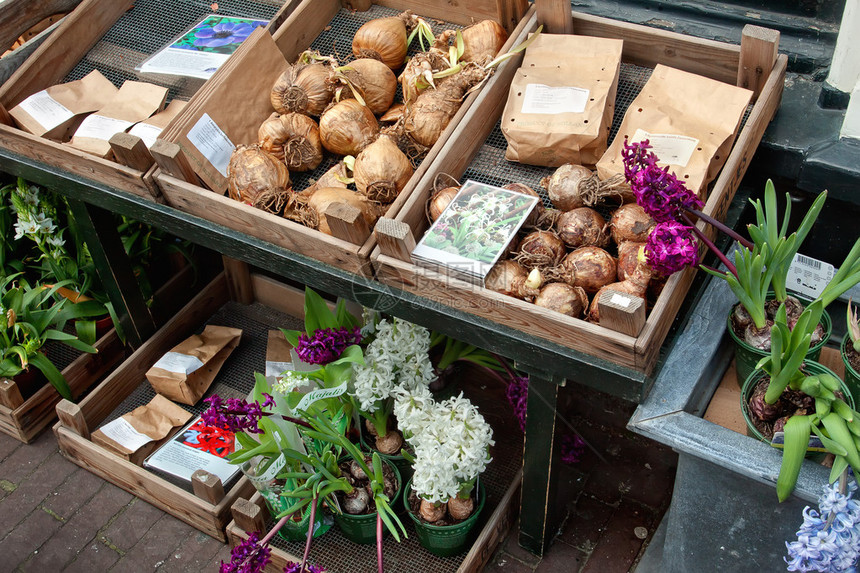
(785, 471, 860, 572)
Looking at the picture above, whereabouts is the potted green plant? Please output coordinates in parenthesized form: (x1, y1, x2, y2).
(0, 274, 102, 400)
(844, 301, 860, 402)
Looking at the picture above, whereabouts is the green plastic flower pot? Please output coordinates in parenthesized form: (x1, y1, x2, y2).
(333, 458, 401, 545)
(359, 429, 414, 490)
(740, 360, 853, 462)
(276, 497, 333, 542)
(404, 479, 486, 558)
(842, 332, 860, 406)
(728, 299, 832, 388)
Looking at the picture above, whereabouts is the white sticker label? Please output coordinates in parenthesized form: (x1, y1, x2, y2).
(631, 129, 699, 167)
(265, 361, 295, 378)
(610, 293, 631, 307)
(128, 122, 164, 149)
(99, 417, 153, 451)
(74, 114, 134, 141)
(787, 253, 836, 299)
(186, 113, 235, 177)
(521, 84, 589, 115)
(17, 90, 75, 130)
(296, 381, 348, 412)
(152, 352, 204, 375)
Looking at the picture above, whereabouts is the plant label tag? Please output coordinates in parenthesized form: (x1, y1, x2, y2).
(265, 361, 295, 377)
(99, 417, 154, 451)
(787, 253, 835, 299)
(17, 90, 75, 130)
(521, 84, 589, 114)
(152, 352, 205, 375)
(74, 114, 134, 141)
(246, 453, 287, 486)
(771, 431, 826, 452)
(128, 122, 164, 148)
(187, 113, 235, 177)
(631, 129, 699, 167)
(296, 381, 348, 412)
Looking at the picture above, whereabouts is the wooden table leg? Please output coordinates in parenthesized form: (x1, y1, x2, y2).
(518, 373, 563, 556)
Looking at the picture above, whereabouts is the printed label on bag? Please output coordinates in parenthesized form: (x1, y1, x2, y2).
(128, 122, 164, 148)
(17, 90, 75, 130)
(152, 352, 204, 375)
(99, 417, 153, 451)
(631, 129, 699, 167)
(265, 361, 295, 378)
(186, 113, 235, 177)
(296, 381, 348, 412)
(521, 84, 589, 115)
(787, 253, 836, 299)
(74, 114, 134, 141)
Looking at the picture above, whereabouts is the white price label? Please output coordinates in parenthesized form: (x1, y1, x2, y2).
(186, 113, 235, 177)
(17, 90, 75, 130)
(99, 417, 153, 451)
(521, 84, 589, 115)
(787, 253, 835, 299)
(631, 129, 699, 167)
(152, 352, 204, 375)
(128, 122, 164, 148)
(610, 293, 631, 307)
(74, 114, 134, 141)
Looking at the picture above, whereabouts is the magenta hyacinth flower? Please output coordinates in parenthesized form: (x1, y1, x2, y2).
(295, 327, 361, 365)
(645, 221, 699, 276)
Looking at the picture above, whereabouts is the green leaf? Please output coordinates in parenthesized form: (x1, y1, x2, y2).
(29, 352, 71, 400)
(304, 288, 336, 333)
(833, 399, 855, 423)
(777, 415, 811, 502)
(830, 455, 849, 484)
(811, 425, 848, 456)
(74, 319, 97, 346)
(822, 413, 860, 474)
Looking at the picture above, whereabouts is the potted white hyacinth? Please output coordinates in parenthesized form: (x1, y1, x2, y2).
(350, 316, 435, 464)
(399, 392, 495, 557)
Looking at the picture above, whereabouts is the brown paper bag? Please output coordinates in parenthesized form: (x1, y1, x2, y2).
(9, 70, 118, 140)
(92, 394, 192, 464)
(265, 329, 294, 383)
(146, 325, 243, 405)
(127, 99, 188, 149)
(596, 64, 753, 197)
(501, 35, 623, 167)
(165, 28, 288, 193)
(67, 80, 169, 158)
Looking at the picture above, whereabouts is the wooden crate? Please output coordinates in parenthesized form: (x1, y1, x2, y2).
(153, 0, 532, 277)
(52, 268, 314, 540)
(371, 10, 788, 375)
(0, 327, 124, 443)
(0, 0, 300, 202)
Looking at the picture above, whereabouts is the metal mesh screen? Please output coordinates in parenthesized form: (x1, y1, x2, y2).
(64, 0, 284, 101)
(462, 62, 754, 208)
(264, 378, 523, 573)
(97, 300, 304, 492)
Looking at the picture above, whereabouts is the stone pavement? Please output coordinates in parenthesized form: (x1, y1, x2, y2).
(0, 384, 676, 572)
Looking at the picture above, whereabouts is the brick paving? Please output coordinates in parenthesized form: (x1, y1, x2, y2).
(0, 383, 676, 572)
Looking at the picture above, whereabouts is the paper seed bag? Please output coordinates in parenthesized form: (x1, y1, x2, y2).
(501, 34, 623, 167)
(9, 70, 118, 141)
(146, 325, 243, 405)
(127, 99, 188, 149)
(67, 80, 169, 158)
(92, 394, 192, 464)
(596, 64, 753, 197)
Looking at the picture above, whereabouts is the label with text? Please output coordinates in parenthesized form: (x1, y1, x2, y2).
(17, 90, 75, 129)
(521, 84, 589, 115)
(186, 113, 235, 177)
(630, 129, 699, 167)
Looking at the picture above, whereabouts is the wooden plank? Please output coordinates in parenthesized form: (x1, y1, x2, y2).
(570, 11, 740, 85)
(737, 25, 780, 100)
(598, 290, 646, 337)
(150, 140, 200, 185)
(109, 133, 154, 172)
(250, 274, 310, 319)
(76, 274, 229, 428)
(458, 471, 521, 573)
(0, 125, 152, 197)
(230, 497, 266, 533)
(0, 0, 134, 108)
(222, 257, 255, 304)
(324, 202, 372, 245)
(341, 0, 372, 10)
(535, 0, 573, 34)
(374, 255, 639, 368)
(156, 173, 369, 275)
(271, 0, 340, 62)
(0, 102, 12, 126)
(54, 425, 255, 541)
(0, 379, 24, 409)
(375, 218, 416, 262)
(192, 470, 226, 504)
(266, 0, 308, 33)
(377, 0, 498, 27)
(56, 400, 90, 439)
(0, 0, 81, 60)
